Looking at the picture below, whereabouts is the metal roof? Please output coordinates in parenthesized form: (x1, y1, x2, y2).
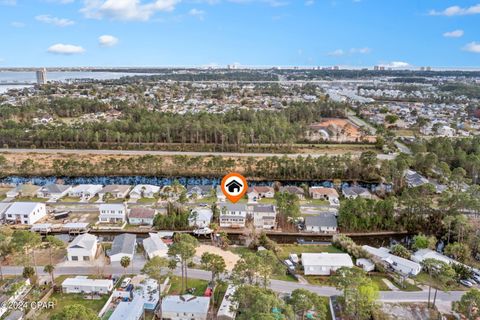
(109, 233, 136, 256)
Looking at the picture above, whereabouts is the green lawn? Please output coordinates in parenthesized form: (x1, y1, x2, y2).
(277, 244, 344, 260)
(59, 196, 81, 202)
(16, 196, 46, 202)
(106, 198, 126, 203)
(88, 196, 99, 203)
(228, 246, 253, 256)
(258, 198, 277, 204)
(168, 276, 209, 296)
(368, 275, 392, 291)
(304, 199, 329, 206)
(272, 272, 298, 282)
(0, 195, 6, 201)
(194, 196, 217, 204)
(413, 272, 464, 291)
(213, 282, 228, 310)
(137, 197, 158, 204)
(38, 293, 109, 320)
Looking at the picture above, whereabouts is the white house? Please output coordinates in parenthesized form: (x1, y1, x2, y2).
(129, 184, 160, 199)
(217, 285, 237, 320)
(247, 186, 275, 202)
(189, 207, 213, 228)
(251, 204, 277, 229)
(309, 187, 339, 205)
(186, 185, 214, 199)
(143, 233, 169, 259)
(342, 186, 372, 199)
(411, 249, 455, 265)
(279, 186, 305, 200)
(162, 295, 210, 320)
(219, 203, 247, 228)
(362, 245, 421, 276)
(69, 184, 103, 200)
(0, 203, 12, 221)
(216, 186, 226, 202)
(356, 258, 375, 272)
(108, 233, 136, 264)
(4, 202, 47, 225)
(67, 233, 98, 262)
(302, 253, 354, 276)
(6, 184, 41, 198)
(99, 203, 128, 223)
(62, 276, 113, 294)
(36, 184, 72, 200)
(109, 296, 144, 320)
(304, 213, 337, 233)
(98, 185, 131, 199)
(128, 207, 157, 226)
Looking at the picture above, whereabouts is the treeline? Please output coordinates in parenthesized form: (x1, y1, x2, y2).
(1, 153, 384, 181)
(117, 70, 279, 82)
(0, 101, 347, 149)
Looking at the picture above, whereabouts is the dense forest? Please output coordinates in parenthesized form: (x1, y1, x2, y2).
(0, 99, 348, 150)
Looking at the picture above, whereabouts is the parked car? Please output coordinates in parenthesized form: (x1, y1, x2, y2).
(460, 279, 474, 288)
(284, 259, 295, 271)
(472, 274, 480, 283)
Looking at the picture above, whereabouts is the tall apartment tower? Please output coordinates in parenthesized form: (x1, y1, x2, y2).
(36, 68, 47, 85)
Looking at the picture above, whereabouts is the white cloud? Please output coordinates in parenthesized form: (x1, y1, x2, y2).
(228, 0, 288, 7)
(463, 42, 480, 53)
(98, 34, 119, 47)
(11, 21, 25, 27)
(429, 4, 480, 16)
(36, 15, 75, 26)
(47, 43, 85, 54)
(350, 47, 371, 54)
(443, 29, 464, 38)
(81, 0, 180, 21)
(47, 0, 75, 3)
(382, 61, 410, 69)
(305, 0, 314, 5)
(328, 49, 345, 57)
(188, 8, 205, 19)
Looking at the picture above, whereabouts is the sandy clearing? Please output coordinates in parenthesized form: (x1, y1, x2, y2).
(195, 244, 240, 271)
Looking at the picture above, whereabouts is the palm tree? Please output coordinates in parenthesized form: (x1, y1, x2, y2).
(120, 256, 131, 275)
(43, 264, 55, 287)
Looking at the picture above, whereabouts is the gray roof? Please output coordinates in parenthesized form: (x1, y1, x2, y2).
(68, 233, 97, 250)
(219, 203, 246, 212)
(109, 233, 136, 256)
(279, 186, 304, 195)
(40, 184, 70, 193)
(305, 213, 337, 228)
(186, 185, 213, 194)
(343, 186, 370, 196)
(251, 204, 276, 213)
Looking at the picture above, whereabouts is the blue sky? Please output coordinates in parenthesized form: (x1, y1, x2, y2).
(0, 0, 479, 68)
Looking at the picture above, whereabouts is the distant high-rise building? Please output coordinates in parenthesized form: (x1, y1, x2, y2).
(420, 67, 426, 71)
(374, 66, 380, 71)
(36, 68, 47, 85)
(426, 66, 432, 71)
(333, 66, 339, 70)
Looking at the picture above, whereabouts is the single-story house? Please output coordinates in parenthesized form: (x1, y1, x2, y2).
(128, 207, 157, 226)
(309, 187, 339, 203)
(162, 295, 210, 320)
(6, 184, 41, 198)
(304, 213, 337, 233)
(4, 202, 47, 225)
(67, 233, 98, 262)
(411, 249, 455, 265)
(362, 245, 421, 276)
(109, 296, 144, 320)
(247, 186, 275, 202)
(216, 186, 226, 202)
(219, 203, 247, 228)
(36, 184, 72, 199)
(217, 285, 237, 320)
(302, 253, 354, 276)
(108, 233, 136, 264)
(99, 203, 128, 223)
(129, 184, 160, 199)
(62, 276, 113, 294)
(356, 258, 375, 272)
(98, 185, 131, 199)
(143, 233, 169, 259)
(250, 204, 277, 229)
(279, 186, 305, 200)
(187, 185, 214, 199)
(342, 186, 372, 199)
(68, 184, 103, 199)
(189, 207, 214, 228)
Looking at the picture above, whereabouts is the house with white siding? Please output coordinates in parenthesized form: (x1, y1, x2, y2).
(4, 202, 47, 225)
(99, 203, 128, 223)
(67, 233, 98, 262)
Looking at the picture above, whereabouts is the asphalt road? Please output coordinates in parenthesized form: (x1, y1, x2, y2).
(0, 148, 396, 160)
(0, 265, 466, 303)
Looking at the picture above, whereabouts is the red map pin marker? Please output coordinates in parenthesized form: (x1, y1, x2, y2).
(221, 173, 248, 203)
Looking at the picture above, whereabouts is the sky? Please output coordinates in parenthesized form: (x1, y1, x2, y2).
(0, 0, 479, 68)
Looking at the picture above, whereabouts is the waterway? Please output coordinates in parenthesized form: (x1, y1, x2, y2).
(0, 175, 392, 192)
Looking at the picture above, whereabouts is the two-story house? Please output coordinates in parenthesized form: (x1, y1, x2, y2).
(99, 203, 128, 223)
(219, 203, 247, 228)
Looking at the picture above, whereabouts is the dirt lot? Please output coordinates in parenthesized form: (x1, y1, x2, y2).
(195, 245, 240, 271)
(379, 303, 442, 320)
(43, 211, 98, 225)
(4, 247, 67, 266)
